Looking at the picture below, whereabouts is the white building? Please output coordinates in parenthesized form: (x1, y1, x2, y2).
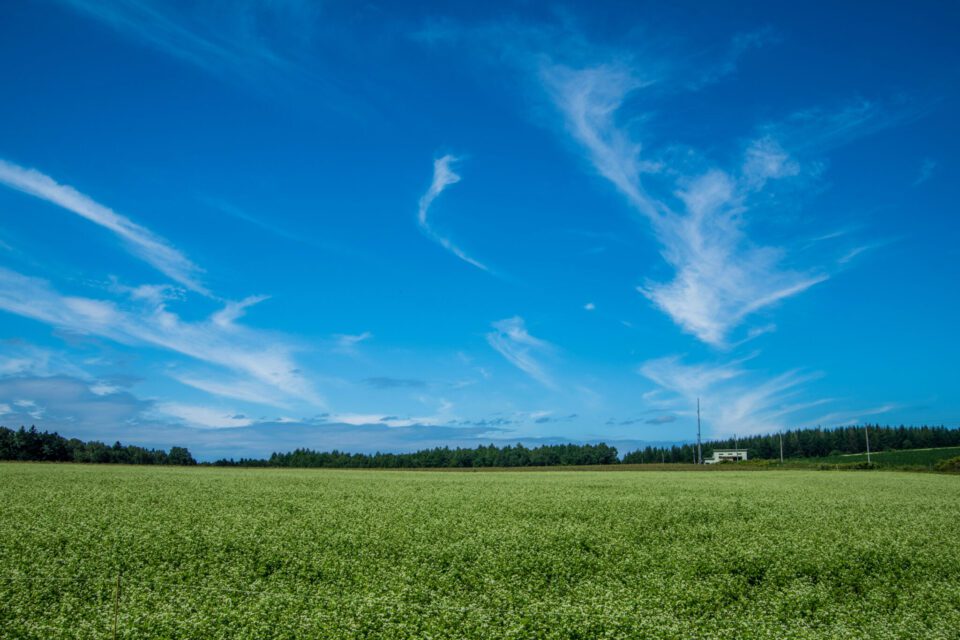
(704, 449, 748, 464)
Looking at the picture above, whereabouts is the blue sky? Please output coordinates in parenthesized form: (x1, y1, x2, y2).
(0, 1, 957, 459)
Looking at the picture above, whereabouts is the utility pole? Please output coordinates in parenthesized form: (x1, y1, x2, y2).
(865, 425, 872, 464)
(779, 431, 784, 464)
(696, 397, 702, 464)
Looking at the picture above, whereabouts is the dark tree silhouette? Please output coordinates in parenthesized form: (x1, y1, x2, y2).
(0, 426, 196, 465)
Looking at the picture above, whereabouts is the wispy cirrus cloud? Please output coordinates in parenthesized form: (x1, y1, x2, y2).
(541, 63, 661, 219)
(0, 158, 329, 411)
(486, 316, 556, 388)
(211, 295, 269, 327)
(760, 99, 918, 156)
(638, 354, 828, 436)
(361, 377, 428, 390)
(152, 402, 254, 429)
(0, 375, 149, 431)
(0, 158, 208, 295)
(913, 158, 937, 186)
(636, 353, 895, 437)
(0, 340, 89, 380)
(153, 402, 254, 429)
(426, 21, 902, 347)
(417, 155, 489, 271)
(169, 372, 292, 409)
(740, 136, 801, 189)
(331, 331, 372, 355)
(416, 19, 913, 348)
(685, 26, 780, 90)
(52, 0, 373, 119)
(806, 404, 899, 427)
(640, 169, 828, 346)
(54, 0, 308, 81)
(325, 412, 449, 428)
(541, 62, 831, 346)
(837, 243, 885, 266)
(202, 198, 370, 259)
(0, 267, 322, 407)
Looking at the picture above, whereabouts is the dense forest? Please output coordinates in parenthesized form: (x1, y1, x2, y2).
(215, 424, 958, 468)
(0, 426, 196, 465)
(622, 424, 960, 463)
(214, 442, 621, 468)
(2, 423, 958, 468)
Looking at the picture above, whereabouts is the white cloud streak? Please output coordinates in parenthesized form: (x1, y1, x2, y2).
(486, 316, 556, 388)
(417, 155, 489, 271)
(686, 26, 780, 90)
(0, 267, 322, 407)
(0, 376, 147, 430)
(55, 0, 304, 80)
(913, 158, 937, 187)
(639, 355, 828, 436)
(331, 331, 372, 355)
(154, 402, 254, 429)
(642, 170, 828, 346)
(807, 404, 898, 427)
(170, 373, 292, 409)
(326, 412, 450, 428)
(541, 64, 661, 220)
(0, 342, 89, 379)
(764, 100, 909, 155)
(0, 159, 208, 294)
(541, 63, 827, 346)
(741, 136, 801, 190)
(211, 295, 269, 328)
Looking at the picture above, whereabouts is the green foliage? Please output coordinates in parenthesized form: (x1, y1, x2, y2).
(623, 425, 960, 465)
(220, 442, 620, 469)
(1, 464, 958, 638)
(815, 461, 878, 471)
(935, 456, 960, 473)
(622, 442, 701, 464)
(0, 426, 196, 465)
(166, 447, 196, 466)
(5, 424, 960, 471)
(813, 447, 960, 469)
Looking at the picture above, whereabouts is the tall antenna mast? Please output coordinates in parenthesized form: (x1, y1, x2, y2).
(696, 397, 702, 464)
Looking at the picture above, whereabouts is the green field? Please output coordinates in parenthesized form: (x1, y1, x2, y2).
(1, 464, 959, 639)
(810, 446, 960, 468)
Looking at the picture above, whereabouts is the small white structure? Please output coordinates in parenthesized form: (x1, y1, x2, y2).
(704, 449, 748, 464)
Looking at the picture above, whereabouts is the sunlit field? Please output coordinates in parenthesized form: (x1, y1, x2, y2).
(1, 464, 958, 639)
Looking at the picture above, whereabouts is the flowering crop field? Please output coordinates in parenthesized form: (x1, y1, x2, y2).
(1, 464, 958, 639)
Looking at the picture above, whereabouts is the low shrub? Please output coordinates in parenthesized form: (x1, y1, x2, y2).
(935, 456, 960, 473)
(818, 461, 879, 471)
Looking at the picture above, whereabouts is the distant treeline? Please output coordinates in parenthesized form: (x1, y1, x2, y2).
(622, 424, 960, 464)
(3, 424, 959, 469)
(213, 443, 621, 468)
(0, 426, 196, 465)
